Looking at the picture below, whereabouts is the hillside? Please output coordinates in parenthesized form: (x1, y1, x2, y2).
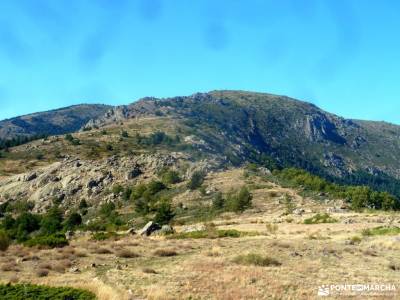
(86, 90, 400, 196)
(1, 91, 400, 299)
(0, 104, 111, 143)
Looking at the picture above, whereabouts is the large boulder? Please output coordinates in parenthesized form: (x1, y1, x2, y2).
(139, 221, 161, 236)
(153, 225, 175, 236)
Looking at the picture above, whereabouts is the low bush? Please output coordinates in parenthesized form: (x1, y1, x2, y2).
(303, 213, 337, 224)
(348, 236, 362, 245)
(153, 249, 177, 257)
(112, 185, 124, 195)
(187, 171, 205, 190)
(115, 249, 139, 258)
(225, 187, 253, 212)
(161, 170, 181, 185)
(91, 231, 118, 241)
(35, 269, 49, 277)
(63, 212, 82, 230)
(362, 226, 400, 236)
(276, 168, 400, 211)
(233, 253, 281, 267)
(0, 230, 10, 251)
(212, 192, 225, 210)
(153, 200, 175, 225)
(0, 283, 95, 300)
(40, 207, 63, 235)
(24, 233, 68, 248)
(1, 262, 18, 272)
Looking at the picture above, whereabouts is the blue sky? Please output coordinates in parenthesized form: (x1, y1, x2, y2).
(0, 0, 399, 124)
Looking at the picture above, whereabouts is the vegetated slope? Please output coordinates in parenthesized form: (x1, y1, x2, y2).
(85, 90, 400, 196)
(0, 104, 111, 142)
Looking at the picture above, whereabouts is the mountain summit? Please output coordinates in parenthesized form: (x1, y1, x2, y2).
(83, 90, 400, 196)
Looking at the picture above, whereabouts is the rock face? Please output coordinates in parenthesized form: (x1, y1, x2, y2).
(0, 152, 199, 212)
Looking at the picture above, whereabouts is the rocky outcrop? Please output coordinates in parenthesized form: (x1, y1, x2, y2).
(0, 152, 194, 212)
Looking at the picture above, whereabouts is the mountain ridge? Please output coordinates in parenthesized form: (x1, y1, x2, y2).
(0, 104, 112, 142)
(1, 90, 400, 197)
(81, 90, 400, 196)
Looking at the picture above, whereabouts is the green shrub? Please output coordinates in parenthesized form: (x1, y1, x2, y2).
(212, 192, 225, 210)
(25, 233, 68, 248)
(137, 131, 176, 146)
(284, 194, 295, 215)
(40, 207, 63, 234)
(99, 202, 116, 217)
(91, 231, 118, 241)
(277, 168, 400, 211)
(233, 253, 281, 267)
(153, 200, 175, 225)
(63, 213, 82, 230)
(225, 187, 252, 212)
(121, 187, 133, 201)
(65, 134, 80, 145)
(130, 184, 147, 200)
(187, 171, 205, 190)
(131, 181, 167, 215)
(245, 163, 259, 172)
(0, 230, 10, 251)
(112, 185, 124, 195)
(85, 220, 106, 232)
(64, 134, 74, 142)
(79, 199, 88, 209)
(303, 213, 337, 224)
(1, 215, 15, 230)
(7, 200, 34, 213)
(146, 180, 166, 194)
(362, 226, 400, 236)
(161, 170, 181, 185)
(348, 236, 362, 245)
(0, 283, 95, 300)
(11, 213, 42, 242)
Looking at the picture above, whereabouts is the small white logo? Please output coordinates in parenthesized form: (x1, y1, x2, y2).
(318, 285, 330, 296)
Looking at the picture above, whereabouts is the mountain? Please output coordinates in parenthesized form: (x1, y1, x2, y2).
(1, 90, 400, 212)
(0, 104, 111, 142)
(1, 91, 399, 299)
(85, 90, 400, 196)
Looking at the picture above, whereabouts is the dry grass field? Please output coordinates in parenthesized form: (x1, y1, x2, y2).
(1, 169, 400, 299)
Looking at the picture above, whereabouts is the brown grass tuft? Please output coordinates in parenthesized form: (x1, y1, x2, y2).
(35, 268, 49, 277)
(153, 249, 178, 257)
(233, 253, 281, 267)
(1, 262, 18, 272)
(38, 262, 52, 270)
(94, 247, 112, 255)
(142, 267, 158, 274)
(53, 259, 73, 273)
(115, 249, 139, 258)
